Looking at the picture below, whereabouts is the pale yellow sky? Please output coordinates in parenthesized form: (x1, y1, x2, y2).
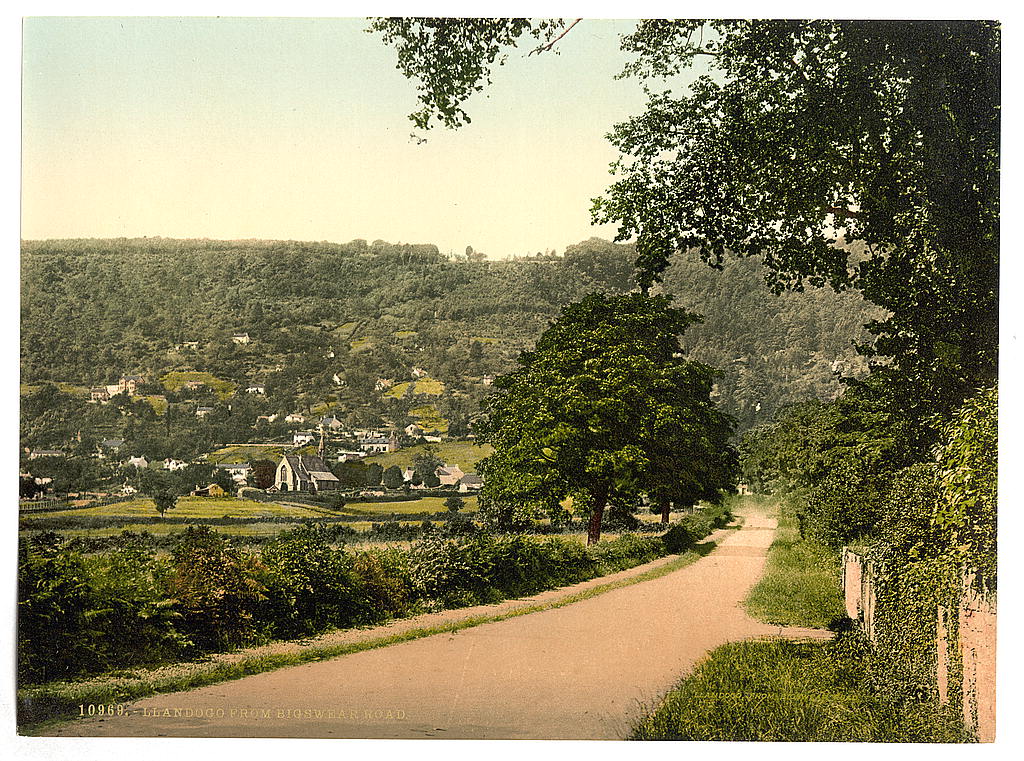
(22, 17, 657, 258)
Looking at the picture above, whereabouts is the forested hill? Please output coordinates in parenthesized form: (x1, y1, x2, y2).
(20, 236, 882, 437)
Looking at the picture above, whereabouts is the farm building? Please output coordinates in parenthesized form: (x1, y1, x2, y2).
(459, 474, 484, 492)
(274, 454, 340, 493)
(436, 464, 465, 486)
(191, 483, 227, 497)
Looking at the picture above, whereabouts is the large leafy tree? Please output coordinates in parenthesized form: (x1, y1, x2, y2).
(374, 18, 999, 449)
(475, 293, 735, 544)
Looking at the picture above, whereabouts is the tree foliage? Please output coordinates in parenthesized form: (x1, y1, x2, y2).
(932, 386, 997, 589)
(368, 18, 566, 130)
(140, 469, 181, 518)
(476, 293, 736, 544)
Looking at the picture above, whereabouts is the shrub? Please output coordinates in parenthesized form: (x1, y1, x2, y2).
(18, 543, 102, 683)
(409, 534, 495, 607)
(163, 526, 266, 650)
(258, 524, 362, 638)
(351, 548, 417, 620)
(933, 385, 997, 590)
(83, 546, 185, 666)
(589, 533, 663, 573)
(661, 523, 700, 554)
(804, 460, 892, 548)
(486, 534, 552, 597)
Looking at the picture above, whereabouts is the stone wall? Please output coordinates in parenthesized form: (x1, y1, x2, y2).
(841, 548, 877, 641)
(959, 577, 996, 742)
(843, 548, 996, 742)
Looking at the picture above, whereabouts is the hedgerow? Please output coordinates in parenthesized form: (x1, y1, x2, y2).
(18, 505, 726, 687)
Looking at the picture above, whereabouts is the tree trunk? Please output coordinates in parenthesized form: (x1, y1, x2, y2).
(587, 485, 608, 546)
(660, 498, 670, 524)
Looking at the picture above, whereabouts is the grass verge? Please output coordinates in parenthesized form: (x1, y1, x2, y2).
(743, 503, 845, 628)
(20, 538, 719, 733)
(631, 638, 971, 742)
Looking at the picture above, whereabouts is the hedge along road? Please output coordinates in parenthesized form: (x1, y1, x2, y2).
(45, 507, 821, 739)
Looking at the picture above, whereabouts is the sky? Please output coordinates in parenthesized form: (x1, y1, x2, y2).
(21, 16, 680, 258)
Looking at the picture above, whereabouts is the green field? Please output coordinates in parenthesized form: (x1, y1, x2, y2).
(364, 440, 491, 470)
(350, 337, 372, 351)
(22, 382, 91, 397)
(21, 496, 322, 521)
(334, 321, 359, 339)
(384, 377, 446, 399)
(142, 395, 169, 415)
(207, 444, 287, 464)
(160, 371, 237, 400)
(341, 496, 478, 515)
(409, 403, 449, 433)
(20, 495, 476, 539)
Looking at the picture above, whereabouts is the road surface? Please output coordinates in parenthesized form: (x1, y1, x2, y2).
(46, 508, 819, 739)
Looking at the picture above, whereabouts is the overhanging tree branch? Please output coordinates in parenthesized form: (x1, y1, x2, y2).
(528, 18, 582, 55)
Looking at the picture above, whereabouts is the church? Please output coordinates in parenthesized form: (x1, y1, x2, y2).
(274, 453, 341, 493)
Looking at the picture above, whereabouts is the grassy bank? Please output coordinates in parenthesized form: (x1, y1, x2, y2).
(632, 638, 970, 742)
(743, 498, 845, 628)
(633, 495, 969, 742)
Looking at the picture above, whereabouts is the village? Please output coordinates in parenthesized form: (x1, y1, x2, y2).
(20, 366, 486, 507)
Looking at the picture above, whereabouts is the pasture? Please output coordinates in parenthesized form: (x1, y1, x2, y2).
(160, 371, 237, 400)
(21, 496, 322, 521)
(364, 440, 492, 470)
(207, 444, 287, 464)
(384, 377, 446, 399)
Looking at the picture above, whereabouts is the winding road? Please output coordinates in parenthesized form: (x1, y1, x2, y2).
(45, 506, 823, 739)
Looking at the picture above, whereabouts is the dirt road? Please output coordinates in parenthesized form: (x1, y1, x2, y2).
(46, 509, 817, 739)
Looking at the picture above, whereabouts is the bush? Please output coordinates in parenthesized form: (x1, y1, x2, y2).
(258, 524, 362, 638)
(661, 523, 701, 554)
(83, 546, 185, 666)
(163, 526, 266, 650)
(351, 548, 417, 620)
(409, 534, 496, 607)
(18, 543, 103, 683)
(804, 460, 892, 548)
(589, 533, 663, 573)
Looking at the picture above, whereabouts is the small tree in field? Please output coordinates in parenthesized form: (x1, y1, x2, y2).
(441, 494, 473, 536)
(141, 470, 181, 519)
